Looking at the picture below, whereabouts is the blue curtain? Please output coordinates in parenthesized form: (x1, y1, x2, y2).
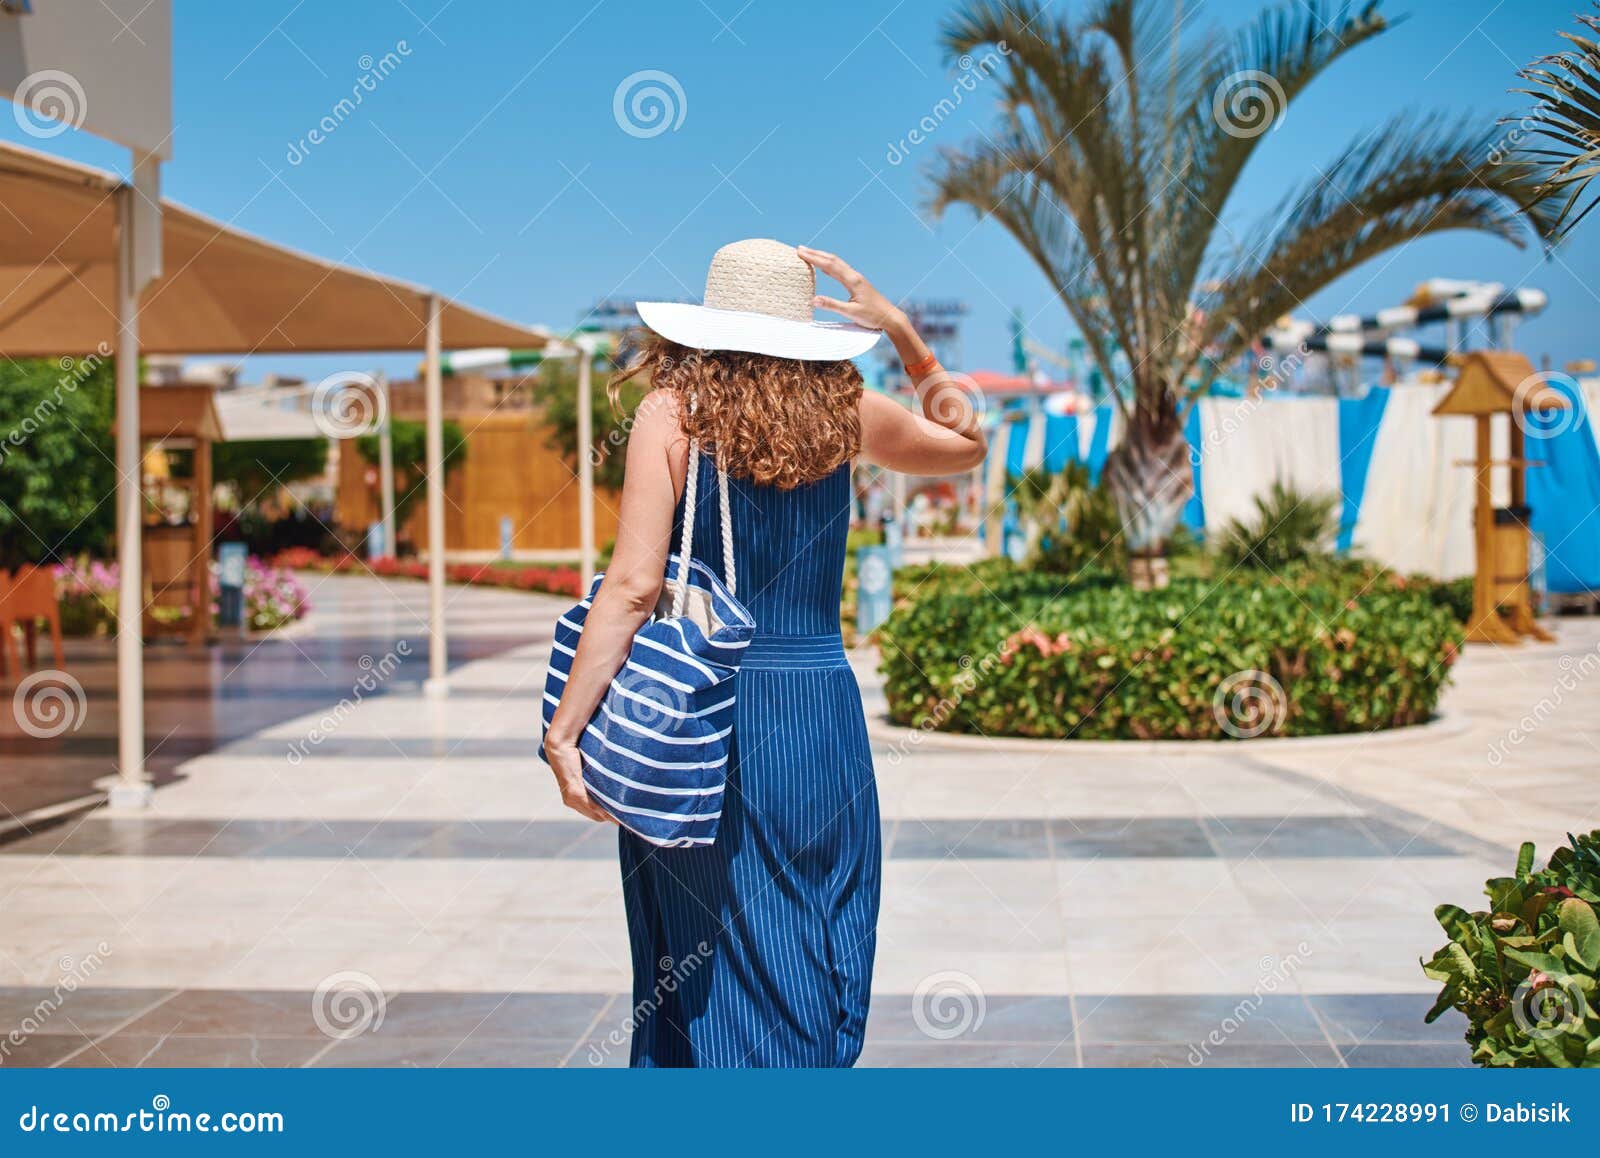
(1182, 404, 1205, 534)
(1044, 413, 1079, 472)
(1004, 414, 1030, 479)
(1335, 387, 1391, 554)
(1528, 380, 1600, 594)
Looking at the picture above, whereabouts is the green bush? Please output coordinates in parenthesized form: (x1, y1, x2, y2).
(1011, 463, 1126, 578)
(1214, 479, 1340, 571)
(876, 561, 1463, 739)
(1422, 833, 1600, 1067)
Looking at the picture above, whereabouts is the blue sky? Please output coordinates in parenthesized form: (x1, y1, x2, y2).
(6, 0, 1595, 382)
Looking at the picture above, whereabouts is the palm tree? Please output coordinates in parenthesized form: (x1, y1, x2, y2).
(1514, 3, 1600, 240)
(931, 0, 1557, 585)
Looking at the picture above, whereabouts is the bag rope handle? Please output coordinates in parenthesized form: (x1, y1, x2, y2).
(669, 440, 737, 619)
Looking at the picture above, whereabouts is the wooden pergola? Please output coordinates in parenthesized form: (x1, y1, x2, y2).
(0, 140, 554, 805)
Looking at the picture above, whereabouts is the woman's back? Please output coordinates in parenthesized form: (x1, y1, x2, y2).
(673, 453, 850, 637)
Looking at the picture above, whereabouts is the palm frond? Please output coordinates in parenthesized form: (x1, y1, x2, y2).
(1200, 114, 1559, 371)
(1214, 479, 1340, 571)
(1513, 5, 1600, 240)
(1162, 2, 1392, 307)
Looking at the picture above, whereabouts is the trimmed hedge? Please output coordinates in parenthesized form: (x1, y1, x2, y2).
(876, 562, 1464, 740)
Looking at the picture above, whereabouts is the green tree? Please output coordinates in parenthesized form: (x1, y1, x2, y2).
(353, 419, 467, 531)
(0, 355, 117, 570)
(212, 439, 329, 504)
(931, 0, 1556, 584)
(530, 355, 646, 492)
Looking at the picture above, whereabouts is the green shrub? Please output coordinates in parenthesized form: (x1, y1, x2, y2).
(1011, 463, 1126, 577)
(1214, 479, 1340, 571)
(1422, 833, 1600, 1067)
(876, 561, 1462, 739)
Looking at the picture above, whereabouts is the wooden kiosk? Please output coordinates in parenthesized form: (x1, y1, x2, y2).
(1432, 351, 1567, 645)
(121, 386, 222, 646)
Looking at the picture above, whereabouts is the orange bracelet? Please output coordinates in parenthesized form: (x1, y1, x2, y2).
(903, 353, 939, 376)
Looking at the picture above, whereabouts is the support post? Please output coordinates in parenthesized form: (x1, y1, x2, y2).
(577, 339, 596, 589)
(1466, 413, 1517, 646)
(422, 295, 449, 697)
(376, 369, 396, 560)
(110, 186, 151, 808)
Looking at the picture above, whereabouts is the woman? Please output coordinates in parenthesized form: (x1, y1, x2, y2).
(542, 239, 986, 1067)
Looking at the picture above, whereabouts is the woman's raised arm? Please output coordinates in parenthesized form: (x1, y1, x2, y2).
(798, 245, 987, 475)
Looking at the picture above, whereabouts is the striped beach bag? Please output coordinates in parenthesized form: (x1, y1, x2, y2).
(539, 443, 754, 847)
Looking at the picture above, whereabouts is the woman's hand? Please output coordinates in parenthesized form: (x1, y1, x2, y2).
(798, 246, 906, 334)
(545, 737, 615, 824)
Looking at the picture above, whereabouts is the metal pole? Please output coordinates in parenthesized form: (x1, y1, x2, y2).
(577, 339, 596, 589)
(422, 295, 448, 697)
(110, 186, 151, 808)
(376, 369, 396, 560)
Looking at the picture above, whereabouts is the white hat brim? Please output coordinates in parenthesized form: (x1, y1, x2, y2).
(636, 301, 881, 361)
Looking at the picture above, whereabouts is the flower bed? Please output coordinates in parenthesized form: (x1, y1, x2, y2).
(49, 554, 311, 636)
(876, 561, 1464, 740)
(270, 548, 583, 598)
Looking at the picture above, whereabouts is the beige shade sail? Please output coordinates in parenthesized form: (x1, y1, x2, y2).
(0, 140, 552, 355)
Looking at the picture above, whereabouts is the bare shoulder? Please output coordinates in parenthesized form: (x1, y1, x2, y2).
(623, 389, 691, 495)
(630, 389, 685, 441)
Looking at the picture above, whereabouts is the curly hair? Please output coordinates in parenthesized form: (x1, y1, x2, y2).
(608, 332, 863, 490)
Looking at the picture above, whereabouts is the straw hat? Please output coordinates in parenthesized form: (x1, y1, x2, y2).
(636, 239, 882, 361)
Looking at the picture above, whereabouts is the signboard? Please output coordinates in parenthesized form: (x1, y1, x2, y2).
(217, 542, 247, 629)
(856, 546, 893, 636)
(0, 0, 173, 158)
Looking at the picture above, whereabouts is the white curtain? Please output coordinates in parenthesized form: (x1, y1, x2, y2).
(1195, 395, 1343, 532)
(1351, 383, 1507, 579)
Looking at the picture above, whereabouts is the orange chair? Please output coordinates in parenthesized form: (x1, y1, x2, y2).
(0, 564, 64, 676)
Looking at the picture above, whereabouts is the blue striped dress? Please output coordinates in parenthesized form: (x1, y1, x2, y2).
(619, 454, 881, 1067)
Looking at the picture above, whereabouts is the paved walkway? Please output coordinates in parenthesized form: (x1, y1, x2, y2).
(1, 574, 1596, 1068)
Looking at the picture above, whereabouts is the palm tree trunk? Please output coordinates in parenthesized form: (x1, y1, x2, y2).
(1102, 396, 1193, 589)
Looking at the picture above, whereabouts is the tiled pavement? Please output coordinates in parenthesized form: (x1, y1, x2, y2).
(0, 574, 1595, 1068)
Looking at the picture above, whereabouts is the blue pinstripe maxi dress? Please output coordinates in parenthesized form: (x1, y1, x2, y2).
(618, 453, 881, 1067)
